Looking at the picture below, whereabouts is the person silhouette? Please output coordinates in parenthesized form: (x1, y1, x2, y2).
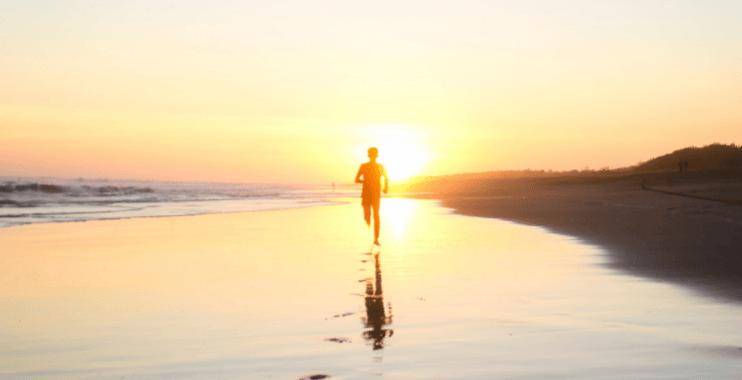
(355, 147, 389, 245)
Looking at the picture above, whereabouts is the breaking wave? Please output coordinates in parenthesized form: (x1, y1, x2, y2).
(0, 178, 349, 228)
(0, 181, 154, 197)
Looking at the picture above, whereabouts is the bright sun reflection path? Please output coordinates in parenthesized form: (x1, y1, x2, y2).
(355, 125, 430, 181)
(383, 198, 418, 241)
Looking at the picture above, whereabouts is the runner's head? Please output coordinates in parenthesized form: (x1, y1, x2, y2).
(367, 147, 378, 160)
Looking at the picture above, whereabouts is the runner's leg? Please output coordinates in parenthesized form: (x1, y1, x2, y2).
(373, 202, 380, 242)
(363, 203, 371, 226)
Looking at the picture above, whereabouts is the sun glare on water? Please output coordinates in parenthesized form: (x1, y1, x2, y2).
(356, 125, 430, 181)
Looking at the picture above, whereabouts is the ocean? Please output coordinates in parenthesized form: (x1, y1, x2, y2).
(0, 177, 349, 228)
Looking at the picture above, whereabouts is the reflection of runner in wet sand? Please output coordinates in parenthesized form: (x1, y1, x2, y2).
(355, 147, 389, 245)
(363, 253, 393, 350)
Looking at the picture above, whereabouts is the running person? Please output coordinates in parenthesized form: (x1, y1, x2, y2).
(355, 147, 389, 245)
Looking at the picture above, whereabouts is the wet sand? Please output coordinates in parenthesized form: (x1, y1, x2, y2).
(2, 199, 742, 378)
(405, 170, 742, 302)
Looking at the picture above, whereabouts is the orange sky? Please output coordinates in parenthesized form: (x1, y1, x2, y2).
(1, 1, 741, 183)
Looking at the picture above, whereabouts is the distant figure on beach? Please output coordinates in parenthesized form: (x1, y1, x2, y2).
(355, 147, 389, 245)
(678, 160, 689, 174)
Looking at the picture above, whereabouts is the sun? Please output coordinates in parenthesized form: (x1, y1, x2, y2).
(379, 138, 429, 181)
(355, 125, 430, 181)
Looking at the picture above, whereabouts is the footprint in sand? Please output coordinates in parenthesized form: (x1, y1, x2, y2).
(324, 337, 352, 344)
(324, 312, 354, 320)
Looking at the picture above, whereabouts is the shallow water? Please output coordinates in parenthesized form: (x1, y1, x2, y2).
(1, 199, 741, 378)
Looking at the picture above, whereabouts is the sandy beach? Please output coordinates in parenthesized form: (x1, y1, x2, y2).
(404, 169, 742, 303)
(3, 1, 741, 377)
(3, 199, 742, 378)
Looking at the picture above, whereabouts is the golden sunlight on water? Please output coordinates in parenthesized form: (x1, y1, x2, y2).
(383, 199, 417, 240)
(2, 200, 742, 378)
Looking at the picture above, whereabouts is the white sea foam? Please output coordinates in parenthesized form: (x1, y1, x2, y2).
(0, 177, 351, 228)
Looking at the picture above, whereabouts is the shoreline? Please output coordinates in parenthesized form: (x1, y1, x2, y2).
(7, 179, 742, 304)
(405, 170, 742, 303)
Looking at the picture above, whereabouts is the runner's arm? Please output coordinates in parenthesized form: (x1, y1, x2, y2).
(355, 165, 364, 184)
(382, 165, 389, 193)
